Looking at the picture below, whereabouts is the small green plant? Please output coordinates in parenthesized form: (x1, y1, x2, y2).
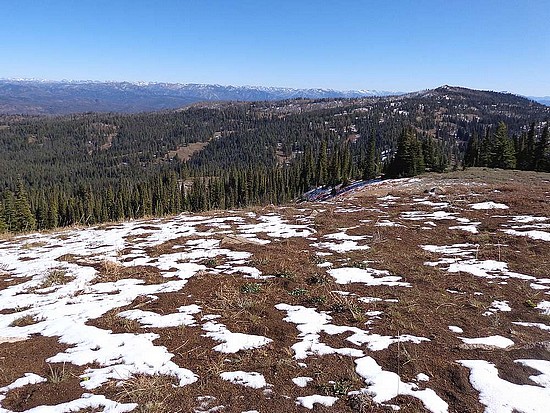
(240, 282, 262, 294)
(307, 295, 327, 306)
(203, 257, 220, 267)
(350, 261, 369, 270)
(318, 378, 353, 397)
(289, 288, 307, 296)
(251, 257, 269, 266)
(309, 254, 325, 265)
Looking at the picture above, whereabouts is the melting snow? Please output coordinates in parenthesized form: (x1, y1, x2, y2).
(296, 395, 339, 409)
(328, 267, 410, 287)
(292, 376, 313, 387)
(118, 304, 201, 328)
(470, 202, 509, 210)
(355, 356, 448, 413)
(536, 301, 550, 315)
(459, 359, 550, 413)
(219, 371, 267, 388)
(448, 325, 464, 333)
(401, 210, 459, 221)
(202, 320, 272, 353)
(276, 304, 428, 358)
(502, 229, 550, 241)
(513, 322, 550, 332)
(459, 335, 514, 349)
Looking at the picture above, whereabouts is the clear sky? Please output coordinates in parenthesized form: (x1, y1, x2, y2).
(1, 0, 549, 95)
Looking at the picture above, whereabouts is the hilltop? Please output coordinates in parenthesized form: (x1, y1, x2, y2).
(1, 169, 549, 412)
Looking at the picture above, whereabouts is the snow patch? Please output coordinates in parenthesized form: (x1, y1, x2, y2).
(470, 202, 509, 210)
(355, 356, 448, 413)
(219, 371, 266, 388)
(459, 359, 550, 413)
(296, 395, 339, 409)
(202, 320, 272, 353)
(459, 335, 514, 349)
(328, 267, 410, 287)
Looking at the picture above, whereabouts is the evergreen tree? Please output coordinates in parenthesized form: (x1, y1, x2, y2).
(317, 140, 328, 186)
(327, 146, 341, 188)
(363, 135, 377, 180)
(13, 182, 36, 232)
(0, 211, 6, 233)
(464, 133, 480, 167)
(489, 122, 516, 169)
(387, 127, 425, 178)
(534, 124, 549, 171)
(524, 122, 536, 170)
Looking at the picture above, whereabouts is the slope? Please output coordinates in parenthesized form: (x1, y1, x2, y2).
(1, 169, 550, 412)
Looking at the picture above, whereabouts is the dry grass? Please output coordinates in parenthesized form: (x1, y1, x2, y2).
(9, 314, 37, 327)
(40, 269, 74, 288)
(46, 363, 72, 384)
(91, 311, 142, 333)
(115, 375, 178, 413)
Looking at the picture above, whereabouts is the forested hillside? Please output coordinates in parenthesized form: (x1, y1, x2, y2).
(1, 86, 549, 232)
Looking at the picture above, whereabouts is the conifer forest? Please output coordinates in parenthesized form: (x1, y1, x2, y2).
(0, 86, 549, 233)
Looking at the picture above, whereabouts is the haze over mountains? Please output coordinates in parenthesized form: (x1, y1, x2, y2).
(0, 79, 399, 115)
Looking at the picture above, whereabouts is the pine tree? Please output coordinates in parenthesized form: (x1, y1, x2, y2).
(534, 124, 549, 171)
(0, 211, 6, 233)
(524, 122, 536, 170)
(490, 122, 516, 169)
(13, 182, 36, 232)
(317, 140, 328, 186)
(388, 127, 425, 178)
(327, 146, 341, 188)
(464, 133, 480, 167)
(363, 135, 377, 180)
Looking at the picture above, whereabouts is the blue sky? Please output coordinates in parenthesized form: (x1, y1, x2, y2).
(1, 0, 549, 95)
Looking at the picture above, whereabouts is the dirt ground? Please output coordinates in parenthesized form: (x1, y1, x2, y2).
(1, 168, 549, 412)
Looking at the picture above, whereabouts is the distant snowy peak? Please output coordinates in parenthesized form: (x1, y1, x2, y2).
(0, 78, 396, 100)
(0, 79, 401, 114)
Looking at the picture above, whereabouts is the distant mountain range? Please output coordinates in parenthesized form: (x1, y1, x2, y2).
(0, 79, 547, 115)
(529, 96, 550, 106)
(0, 79, 397, 115)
